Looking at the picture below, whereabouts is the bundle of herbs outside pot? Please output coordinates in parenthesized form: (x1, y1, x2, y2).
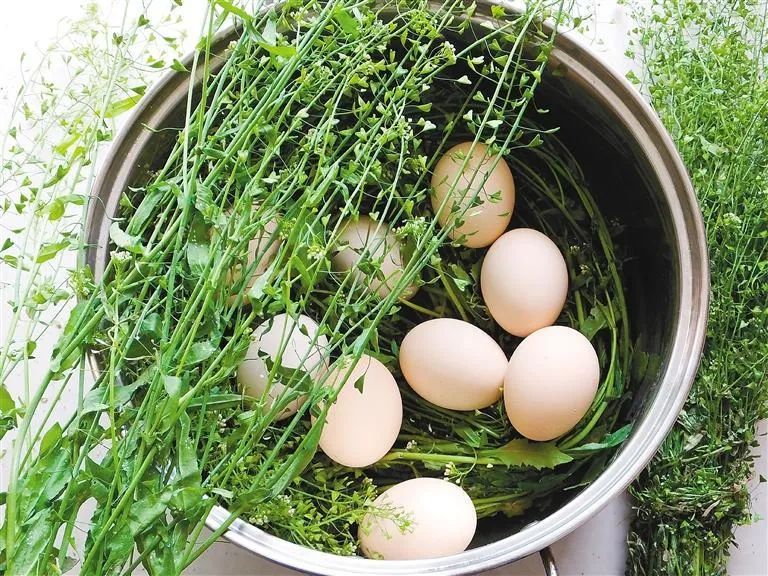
(626, 1, 768, 574)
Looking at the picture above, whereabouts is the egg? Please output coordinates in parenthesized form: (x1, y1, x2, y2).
(480, 228, 568, 337)
(359, 477, 477, 560)
(213, 210, 280, 298)
(430, 141, 515, 248)
(318, 355, 402, 468)
(237, 313, 328, 420)
(331, 215, 416, 299)
(504, 325, 599, 441)
(399, 318, 506, 410)
(235, 217, 280, 290)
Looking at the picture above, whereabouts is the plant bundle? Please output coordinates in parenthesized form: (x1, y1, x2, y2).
(627, 1, 768, 574)
(1, 1, 637, 574)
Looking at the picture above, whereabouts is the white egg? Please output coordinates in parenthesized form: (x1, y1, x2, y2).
(318, 355, 402, 468)
(237, 313, 328, 420)
(331, 215, 416, 300)
(480, 228, 568, 337)
(359, 477, 477, 560)
(431, 141, 515, 248)
(504, 325, 599, 441)
(399, 318, 506, 410)
(238, 217, 280, 290)
(214, 210, 281, 299)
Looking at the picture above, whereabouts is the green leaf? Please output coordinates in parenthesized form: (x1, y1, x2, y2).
(215, 0, 252, 21)
(353, 373, 365, 393)
(127, 186, 165, 234)
(103, 524, 133, 572)
(565, 424, 633, 455)
(60, 555, 78, 573)
(187, 341, 217, 365)
(258, 42, 297, 58)
(170, 59, 188, 72)
(140, 312, 162, 340)
(261, 18, 277, 44)
(456, 425, 488, 449)
(50, 301, 91, 374)
(0, 385, 15, 413)
(7, 508, 54, 575)
(351, 331, 370, 357)
(270, 423, 322, 496)
(186, 393, 243, 410)
(81, 382, 142, 415)
(20, 449, 71, 518)
(484, 439, 573, 469)
(698, 134, 728, 156)
(43, 198, 65, 220)
(163, 375, 182, 398)
(247, 258, 276, 302)
(36, 240, 70, 263)
(333, 8, 359, 36)
(104, 94, 142, 118)
(41, 164, 70, 188)
(186, 217, 210, 276)
(212, 487, 233, 499)
(86, 456, 114, 487)
(128, 489, 173, 535)
(39, 422, 62, 456)
(170, 415, 203, 513)
(186, 242, 209, 275)
(193, 182, 215, 221)
(176, 414, 200, 484)
(53, 133, 79, 156)
(136, 524, 177, 576)
(109, 221, 145, 254)
(581, 305, 609, 340)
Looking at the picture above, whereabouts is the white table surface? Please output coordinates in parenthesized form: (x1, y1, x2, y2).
(1, 1, 765, 575)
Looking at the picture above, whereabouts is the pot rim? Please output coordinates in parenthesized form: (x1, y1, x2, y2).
(86, 2, 709, 574)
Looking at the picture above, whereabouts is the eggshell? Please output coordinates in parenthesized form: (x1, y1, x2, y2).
(359, 478, 477, 560)
(399, 318, 506, 410)
(318, 355, 402, 468)
(430, 141, 515, 248)
(214, 211, 280, 297)
(237, 313, 328, 420)
(331, 216, 416, 300)
(504, 325, 599, 441)
(238, 218, 280, 289)
(480, 228, 568, 337)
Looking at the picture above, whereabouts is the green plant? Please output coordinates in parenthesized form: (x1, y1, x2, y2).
(1, 0, 638, 573)
(626, 1, 768, 574)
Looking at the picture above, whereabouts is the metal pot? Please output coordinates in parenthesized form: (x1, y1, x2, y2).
(86, 1, 709, 574)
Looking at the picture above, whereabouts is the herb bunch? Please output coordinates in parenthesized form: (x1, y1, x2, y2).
(0, 1, 573, 573)
(205, 87, 634, 553)
(0, 0, 637, 573)
(626, 1, 768, 574)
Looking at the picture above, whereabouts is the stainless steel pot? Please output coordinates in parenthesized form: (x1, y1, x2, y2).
(86, 1, 709, 574)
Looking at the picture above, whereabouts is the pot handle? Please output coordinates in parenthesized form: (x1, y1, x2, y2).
(539, 547, 558, 576)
